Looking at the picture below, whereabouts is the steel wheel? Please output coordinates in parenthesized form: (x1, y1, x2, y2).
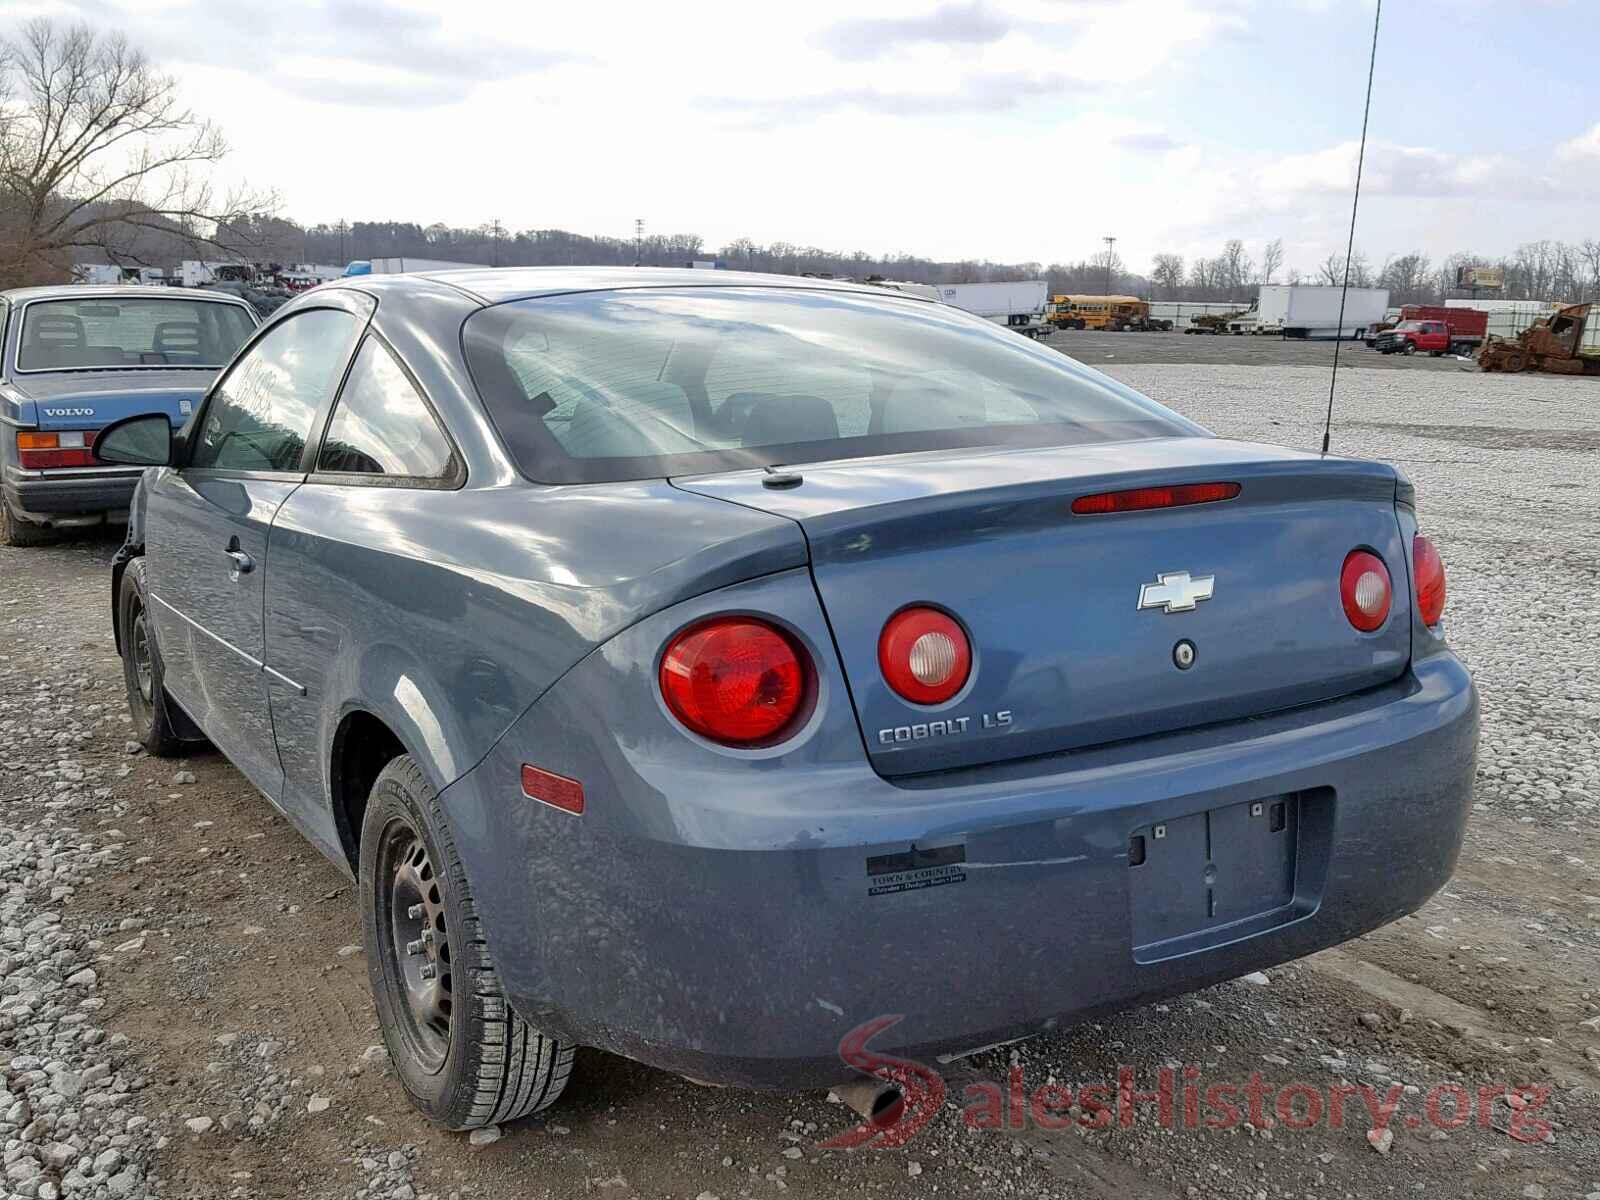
(130, 601, 155, 703)
(117, 558, 186, 756)
(379, 820, 453, 1072)
(359, 755, 574, 1128)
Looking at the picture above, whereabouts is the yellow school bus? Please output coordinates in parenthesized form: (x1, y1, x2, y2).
(1047, 295, 1169, 332)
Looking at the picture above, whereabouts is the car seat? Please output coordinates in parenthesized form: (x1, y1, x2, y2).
(23, 314, 87, 368)
(152, 321, 204, 362)
(740, 394, 840, 448)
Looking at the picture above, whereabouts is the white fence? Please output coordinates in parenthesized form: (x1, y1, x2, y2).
(1148, 301, 1244, 331)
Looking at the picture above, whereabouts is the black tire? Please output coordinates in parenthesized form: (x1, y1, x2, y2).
(117, 558, 187, 757)
(360, 755, 574, 1130)
(1403, 342, 1416, 356)
(0, 496, 50, 547)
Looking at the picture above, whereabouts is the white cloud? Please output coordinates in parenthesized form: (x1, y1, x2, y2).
(1556, 122, 1600, 161)
(13, 0, 1254, 264)
(1258, 141, 1506, 199)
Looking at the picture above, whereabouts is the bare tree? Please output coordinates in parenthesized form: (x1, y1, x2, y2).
(1258, 238, 1284, 285)
(1551, 241, 1579, 301)
(1435, 251, 1473, 298)
(1377, 252, 1432, 304)
(1219, 239, 1252, 300)
(1318, 250, 1370, 288)
(1089, 245, 1124, 294)
(1512, 241, 1557, 301)
(0, 19, 274, 288)
(1188, 256, 1219, 297)
(1150, 253, 1184, 297)
(1580, 240, 1600, 301)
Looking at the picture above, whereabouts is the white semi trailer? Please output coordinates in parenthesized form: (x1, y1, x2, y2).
(1252, 285, 1390, 339)
(937, 280, 1051, 338)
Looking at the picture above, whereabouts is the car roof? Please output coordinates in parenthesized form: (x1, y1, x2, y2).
(0, 285, 252, 304)
(343, 266, 939, 308)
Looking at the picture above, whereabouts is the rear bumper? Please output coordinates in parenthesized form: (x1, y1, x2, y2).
(4, 468, 139, 523)
(444, 639, 1477, 1091)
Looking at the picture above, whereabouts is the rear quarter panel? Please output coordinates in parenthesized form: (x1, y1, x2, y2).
(262, 479, 806, 857)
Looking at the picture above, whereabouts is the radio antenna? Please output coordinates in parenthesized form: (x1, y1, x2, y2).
(1321, 0, 1383, 456)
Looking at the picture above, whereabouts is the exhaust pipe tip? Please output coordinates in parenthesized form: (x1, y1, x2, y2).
(830, 1080, 906, 1129)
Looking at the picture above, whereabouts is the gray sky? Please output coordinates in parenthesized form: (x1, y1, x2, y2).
(17, 0, 1599, 275)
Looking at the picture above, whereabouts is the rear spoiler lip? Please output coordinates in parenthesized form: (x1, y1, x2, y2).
(1393, 464, 1417, 509)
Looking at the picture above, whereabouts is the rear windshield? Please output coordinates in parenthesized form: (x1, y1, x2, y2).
(463, 287, 1201, 483)
(17, 296, 256, 371)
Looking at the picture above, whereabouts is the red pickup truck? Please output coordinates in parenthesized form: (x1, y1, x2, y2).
(1371, 306, 1487, 356)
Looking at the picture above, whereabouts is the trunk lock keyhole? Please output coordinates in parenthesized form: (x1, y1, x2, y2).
(1173, 639, 1197, 670)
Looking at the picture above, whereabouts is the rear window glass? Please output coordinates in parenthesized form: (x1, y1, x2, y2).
(18, 297, 256, 371)
(463, 287, 1200, 484)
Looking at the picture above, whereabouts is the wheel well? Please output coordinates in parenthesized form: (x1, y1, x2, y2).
(330, 711, 407, 874)
(111, 552, 138, 655)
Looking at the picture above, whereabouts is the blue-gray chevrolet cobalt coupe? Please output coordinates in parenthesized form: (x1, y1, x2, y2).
(98, 268, 1477, 1131)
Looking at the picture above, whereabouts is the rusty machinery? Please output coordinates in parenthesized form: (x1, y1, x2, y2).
(1478, 303, 1599, 376)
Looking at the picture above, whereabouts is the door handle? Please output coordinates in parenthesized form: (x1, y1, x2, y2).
(225, 548, 254, 576)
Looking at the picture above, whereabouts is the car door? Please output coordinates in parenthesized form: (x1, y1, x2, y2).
(266, 331, 465, 856)
(145, 298, 370, 798)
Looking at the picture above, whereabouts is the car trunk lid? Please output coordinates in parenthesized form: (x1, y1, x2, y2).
(675, 438, 1410, 776)
(12, 373, 207, 433)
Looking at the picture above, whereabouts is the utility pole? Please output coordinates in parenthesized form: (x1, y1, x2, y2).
(1102, 235, 1117, 295)
(634, 218, 644, 267)
(490, 218, 503, 267)
(338, 219, 347, 265)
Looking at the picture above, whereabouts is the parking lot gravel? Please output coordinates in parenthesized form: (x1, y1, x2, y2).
(1, 350, 1598, 1199)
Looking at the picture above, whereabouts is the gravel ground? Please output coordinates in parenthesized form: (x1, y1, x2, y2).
(1, 357, 1598, 1199)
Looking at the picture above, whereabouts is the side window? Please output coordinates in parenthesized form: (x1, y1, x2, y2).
(316, 337, 456, 480)
(189, 308, 361, 472)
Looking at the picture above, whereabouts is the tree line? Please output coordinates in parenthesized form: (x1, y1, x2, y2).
(1143, 238, 1600, 306)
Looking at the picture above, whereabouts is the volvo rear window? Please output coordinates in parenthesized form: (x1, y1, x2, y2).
(17, 297, 256, 372)
(462, 287, 1202, 484)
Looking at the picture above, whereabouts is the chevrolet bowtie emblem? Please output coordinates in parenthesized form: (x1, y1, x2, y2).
(1137, 571, 1215, 614)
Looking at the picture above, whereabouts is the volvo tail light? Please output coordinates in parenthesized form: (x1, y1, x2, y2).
(17, 430, 96, 469)
(878, 607, 971, 705)
(660, 617, 809, 746)
(1340, 550, 1391, 632)
(1413, 535, 1446, 626)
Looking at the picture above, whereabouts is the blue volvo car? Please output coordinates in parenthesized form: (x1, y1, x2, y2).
(0, 285, 258, 545)
(96, 268, 1477, 1132)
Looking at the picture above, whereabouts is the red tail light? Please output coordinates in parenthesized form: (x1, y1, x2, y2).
(1071, 481, 1240, 515)
(879, 607, 971, 705)
(1413, 535, 1446, 626)
(660, 617, 809, 745)
(17, 430, 96, 469)
(1340, 550, 1391, 632)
